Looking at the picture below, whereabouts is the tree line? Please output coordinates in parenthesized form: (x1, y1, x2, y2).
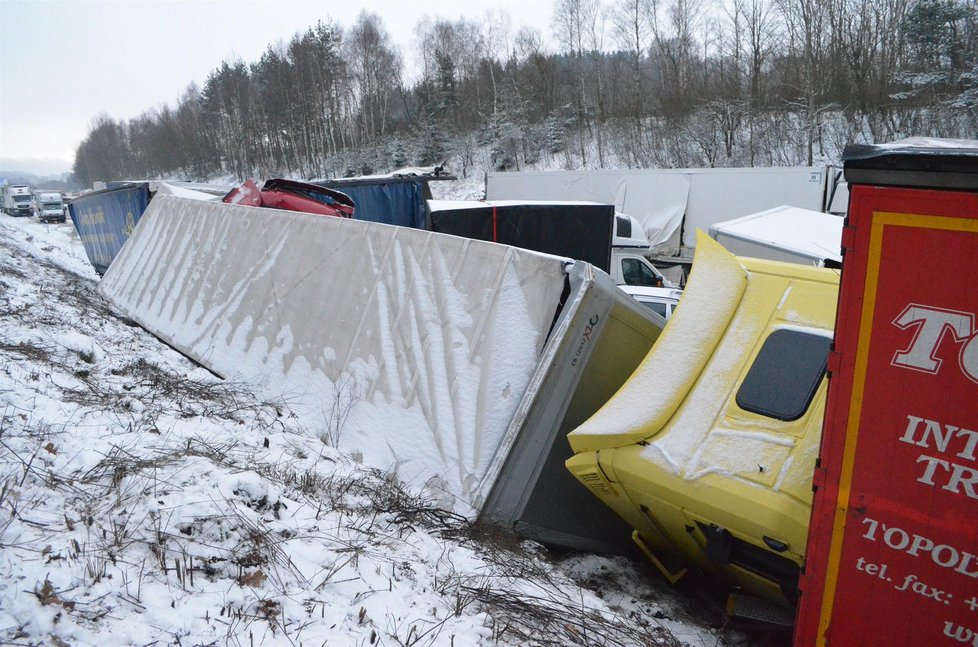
(72, 0, 978, 186)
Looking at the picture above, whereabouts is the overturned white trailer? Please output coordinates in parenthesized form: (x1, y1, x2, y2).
(98, 196, 665, 552)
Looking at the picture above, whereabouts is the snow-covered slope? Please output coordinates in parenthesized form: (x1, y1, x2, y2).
(0, 215, 727, 646)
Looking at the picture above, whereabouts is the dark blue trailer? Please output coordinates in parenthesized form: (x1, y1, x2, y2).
(314, 176, 432, 229)
(68, 183, 151, 275)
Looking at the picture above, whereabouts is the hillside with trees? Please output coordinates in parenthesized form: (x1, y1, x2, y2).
(72, 0, 978, 186)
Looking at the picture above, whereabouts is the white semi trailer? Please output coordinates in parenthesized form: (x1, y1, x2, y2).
(709, 205, 844, 267)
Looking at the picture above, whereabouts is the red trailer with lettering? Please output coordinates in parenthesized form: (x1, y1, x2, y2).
(794, 139, 978, 645)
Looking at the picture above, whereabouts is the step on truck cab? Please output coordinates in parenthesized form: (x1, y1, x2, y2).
(566, 231, 839, 606)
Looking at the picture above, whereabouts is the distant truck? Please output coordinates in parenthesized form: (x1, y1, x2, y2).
(2, 185, 34, 217)
(33, 191, 65, 223)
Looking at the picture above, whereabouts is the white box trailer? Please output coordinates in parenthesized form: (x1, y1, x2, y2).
(99, 196, 666, 552)
(487, 167, 834, 252)
(708, 205, 844, 267)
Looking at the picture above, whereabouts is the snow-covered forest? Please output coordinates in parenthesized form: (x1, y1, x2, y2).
(72, 0, 978, 186)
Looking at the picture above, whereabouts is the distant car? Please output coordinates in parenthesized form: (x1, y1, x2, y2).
(619, 285, 683, 320)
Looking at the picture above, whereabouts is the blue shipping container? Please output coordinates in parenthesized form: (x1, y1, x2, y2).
(68, 183, 151, 275)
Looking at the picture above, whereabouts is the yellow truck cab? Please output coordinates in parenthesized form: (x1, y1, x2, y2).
(566, 232, 839, 606)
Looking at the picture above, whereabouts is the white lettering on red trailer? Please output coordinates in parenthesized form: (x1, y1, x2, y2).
(943, 621, 978, 646)
(899, 415, 978, 499)
(900, 415, 978, 461)
(891, 304, 978, 384)
(860, 517, 978, 578)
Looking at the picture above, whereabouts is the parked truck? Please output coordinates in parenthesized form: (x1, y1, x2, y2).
(33, 191, 65, 223)
(2, 185, 34, 217)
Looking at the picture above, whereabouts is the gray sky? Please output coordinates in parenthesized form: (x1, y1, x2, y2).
(1, 0, 556, 176)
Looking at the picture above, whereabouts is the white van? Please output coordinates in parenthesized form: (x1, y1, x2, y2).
(34, 191, 65, 223)
(611, 213, 676, 288)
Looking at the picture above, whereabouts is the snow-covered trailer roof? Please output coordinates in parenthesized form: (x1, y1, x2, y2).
(709, 205, 844, 267)
(843, 136, 978, 190)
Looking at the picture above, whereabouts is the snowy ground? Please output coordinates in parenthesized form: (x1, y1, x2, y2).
(0, 212, 738, 646)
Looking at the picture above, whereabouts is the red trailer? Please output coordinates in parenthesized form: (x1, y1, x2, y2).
(794, 139, 978, 645)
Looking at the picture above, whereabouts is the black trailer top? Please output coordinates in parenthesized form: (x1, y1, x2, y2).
(843, 137, 978, 191)
(428, 200, 615, 273)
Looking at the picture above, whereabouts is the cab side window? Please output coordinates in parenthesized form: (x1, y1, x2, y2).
(642, 301, 669, 318)
(621, 258, 661, 287)
(736, 329, 831, 421)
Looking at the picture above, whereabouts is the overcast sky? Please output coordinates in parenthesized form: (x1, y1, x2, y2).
(1, 0, 556, 176)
